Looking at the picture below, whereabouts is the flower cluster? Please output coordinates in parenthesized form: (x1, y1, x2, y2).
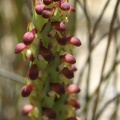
(15, 0, 81, 120)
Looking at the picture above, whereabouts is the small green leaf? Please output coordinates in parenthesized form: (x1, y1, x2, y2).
(41, 21, 52, 48)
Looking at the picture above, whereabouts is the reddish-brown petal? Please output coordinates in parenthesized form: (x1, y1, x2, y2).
(67, 99, 80, 109)
(43, 108, 56, 119)
(28, 64, 39, 80)
(43, 0, 52, 5)
(41, 47, 54, 62)
(51, 83, 65, 95)
(21, 83, 33, 97)
(62, 67, 74, 79)
(55, 33, 67, 45)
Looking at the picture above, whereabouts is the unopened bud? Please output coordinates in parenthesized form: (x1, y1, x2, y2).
(55, 33, 67, 45)
(70, 64, 77, 71)
(66, 84, 80, 94)
(35, 4, 45, 15)
(60, 1, 70, 11)
(42, 8, 54, 19)
(52, 21, 66, 32)
(70, 5, 75, 12)
(61, 54, 76, 64)
(21, 83, 33, 97)
(22, 104, 34, 116)
(62, 67, 74, 79)
(41, 47, 54, 62)
(43, 0, 52, 5)
(67, 36, 81, 47)
(51, 83, 65, 95)
(43, 108, 56, 119)
(23, 31, 35, 45)
(53, 0, 60, 2)
(67, 99, 80, 109)
(15, 43, 27, 54)
(28, 64, 39, 80)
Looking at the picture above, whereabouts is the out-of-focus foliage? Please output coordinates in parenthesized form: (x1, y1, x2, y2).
(0, 0, 120, 120)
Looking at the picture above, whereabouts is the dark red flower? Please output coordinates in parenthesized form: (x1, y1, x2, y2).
(21, 83, 33, 97)
(28, 64, 39, 80)
(62, 67, 74, 79)
(50, 83, 65, 95)
(43, 0, 52, 5)
(66, 99, 80, 109)
(41, 47, 54, 62)
(43, 108, 56, 119)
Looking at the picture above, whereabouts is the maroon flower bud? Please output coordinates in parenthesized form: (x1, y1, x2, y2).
(28, 64, 39, 80)
(35, 4, 45, 15)
(50, 83, 65, 95)
(23, 31, 35, 45)
(60, 54, 76, 64)
(21, 83, 33, 97)
(52, 21, 66, 32)
(42, 8, 54, 19)
(66, 117, 77, 120)
(62, 67, 74, 79)
(67, 36, 81, 47)
(53, 0, 60, 2)
(55, 33, 67, 45)
(67, 99, 80, 109)
(43, 108, 56, 119)
(60, 1, 70, 11)
(31, 28, 37, 34)
(41, 47, 54, 62)
(22, 104, 34, 116)
(66, 84, 80, 94)
(43, 0, 52, 5)
(70, 64, 77, 72)
(70, 5, 75, 12)
(15, 43, 27, 54)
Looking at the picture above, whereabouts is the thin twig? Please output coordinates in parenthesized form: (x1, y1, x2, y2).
(91, 1, 120, 120)
(93, 0, 110, 34)
(0, 68, 24, 84)
(77, 24, 120, 85)
(95, 93, 120, 120)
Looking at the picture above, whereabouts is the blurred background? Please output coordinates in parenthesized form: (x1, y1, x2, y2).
(0, 0, 120, 120)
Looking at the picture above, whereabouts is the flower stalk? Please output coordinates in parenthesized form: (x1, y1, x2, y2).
(15, 0, 81, 120)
